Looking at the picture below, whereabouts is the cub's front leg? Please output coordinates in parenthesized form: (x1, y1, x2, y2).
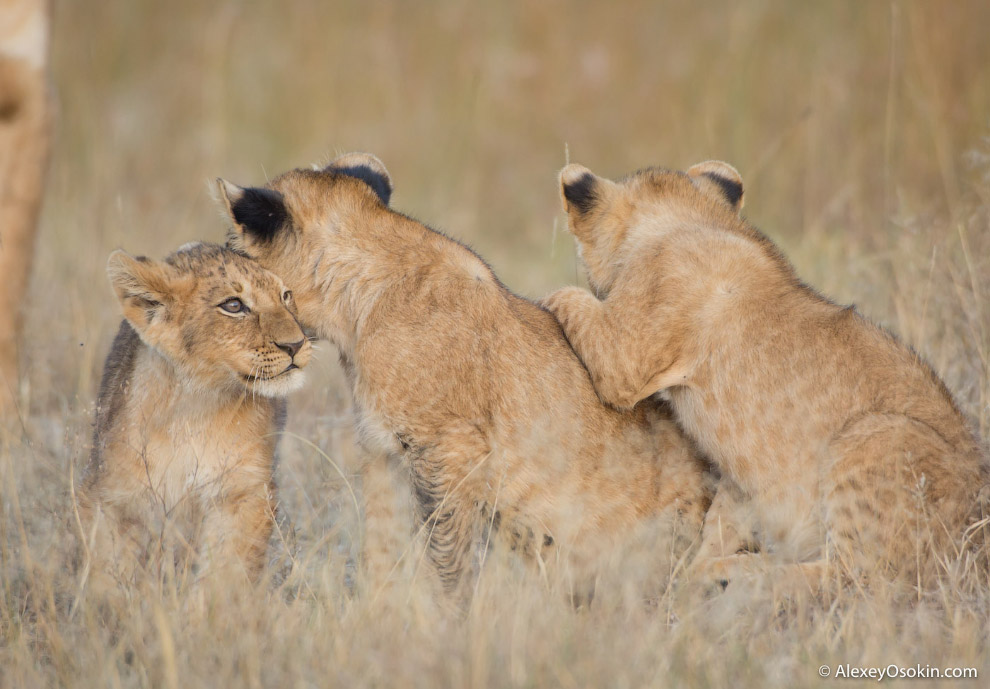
(202, 478, 276, 582)
(542, 286, 646, 410)
(360, 450, 417, 594)
(687, 478, 758, 587)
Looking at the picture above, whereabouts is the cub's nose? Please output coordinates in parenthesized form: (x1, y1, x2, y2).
(275, 339, 305, 358)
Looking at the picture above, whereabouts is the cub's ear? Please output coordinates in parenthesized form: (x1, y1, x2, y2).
(324, 152, 392, 206)
(216, 179, 288, 248)
(106, 250, 180, 335)
(687, 160, 744, 213)
(559, 164, 602, 216)
(559, 164, 617, 239)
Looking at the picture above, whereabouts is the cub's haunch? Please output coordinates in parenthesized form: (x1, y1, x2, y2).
(217, 153, 713, 599)
(78, 242, 312, 585)
(544, 160, 989, 591)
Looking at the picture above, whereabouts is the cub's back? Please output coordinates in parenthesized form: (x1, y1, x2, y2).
(87, 320, 141, 479)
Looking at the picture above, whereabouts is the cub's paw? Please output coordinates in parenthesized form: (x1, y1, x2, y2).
(688, 553, 762, 594)
(541, 286, 596, 323)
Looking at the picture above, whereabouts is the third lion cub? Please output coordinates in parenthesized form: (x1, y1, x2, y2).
(544, 160, 988, 590)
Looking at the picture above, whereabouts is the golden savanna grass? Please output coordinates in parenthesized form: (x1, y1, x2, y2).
(3, 1, 990, 686)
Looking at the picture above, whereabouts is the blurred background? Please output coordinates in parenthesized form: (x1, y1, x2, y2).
(28, 0, 990, 426)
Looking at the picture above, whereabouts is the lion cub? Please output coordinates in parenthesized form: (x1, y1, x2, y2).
(78, 242, 312, 584)
(215, 153, 713, 599)
(544, 160, 988, 590)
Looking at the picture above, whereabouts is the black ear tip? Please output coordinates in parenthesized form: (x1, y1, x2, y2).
(563, 173, 598, 215)
(231, 187, 288, 242)
(335, 164, 392, 206)
(701, 171, 743, 208)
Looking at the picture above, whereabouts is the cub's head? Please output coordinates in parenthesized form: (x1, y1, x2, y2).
(107, 242, 312, 397)
(215, 152, 393, 339)
(558, 160, 745, 295)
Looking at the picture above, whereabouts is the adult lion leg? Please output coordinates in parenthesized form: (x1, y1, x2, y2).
(0, 0, 51, 418)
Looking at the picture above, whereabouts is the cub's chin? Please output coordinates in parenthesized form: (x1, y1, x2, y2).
(241, 367, 307, 398)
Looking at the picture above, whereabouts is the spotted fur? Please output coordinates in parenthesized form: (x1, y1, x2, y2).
(544, 160, 989, 591)
(78, 243, 312, 585)
(217, 153, 713, 600)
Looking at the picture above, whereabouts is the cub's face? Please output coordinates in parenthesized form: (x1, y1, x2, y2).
(558, 160, 745, 296)
(215, 152, 394, 342)
(107, 243, 312, 398)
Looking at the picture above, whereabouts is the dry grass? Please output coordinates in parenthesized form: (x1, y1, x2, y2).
(3, 0, 990, 686)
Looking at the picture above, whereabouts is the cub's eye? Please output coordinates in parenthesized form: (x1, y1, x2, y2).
(218, 298, 246, 314)
(282, 290, 292, 304)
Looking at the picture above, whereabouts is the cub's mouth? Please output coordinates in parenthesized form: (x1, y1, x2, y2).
(240, 363, 300, 383)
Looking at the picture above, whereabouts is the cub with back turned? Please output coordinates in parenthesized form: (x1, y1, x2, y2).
(543, 160, 988, 591)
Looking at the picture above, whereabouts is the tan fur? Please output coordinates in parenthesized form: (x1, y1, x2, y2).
(0, 0, 50, 418)
(544, 160, 989, 591)
(78, 243, 312, 585)
(216, 154, 714, 598)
